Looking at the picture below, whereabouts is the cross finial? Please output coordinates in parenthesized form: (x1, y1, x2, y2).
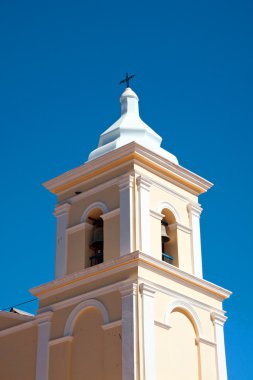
(119, 72, 135, 88)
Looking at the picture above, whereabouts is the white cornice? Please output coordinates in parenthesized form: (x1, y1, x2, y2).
(43, 142, 213, 195)
(30, 251, 231, 303)
(154, 320, 171, 330)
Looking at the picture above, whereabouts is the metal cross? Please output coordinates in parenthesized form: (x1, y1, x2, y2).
(119, 72, 135, 88)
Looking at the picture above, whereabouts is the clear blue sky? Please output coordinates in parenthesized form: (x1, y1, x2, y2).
(0, 1, 252, 378)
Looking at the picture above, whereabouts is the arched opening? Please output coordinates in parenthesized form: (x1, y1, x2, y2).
(86, 208, 104, 267)
(161, 208, 178, 267)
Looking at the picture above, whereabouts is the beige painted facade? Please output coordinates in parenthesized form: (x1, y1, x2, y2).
(0, 89, 231, 380)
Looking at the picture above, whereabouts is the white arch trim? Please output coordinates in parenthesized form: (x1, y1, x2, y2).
(164, 299, 203, 338)
(64, 299, 109, 336)
(157, 201, 181, 223)
(80, 201, 109, 223)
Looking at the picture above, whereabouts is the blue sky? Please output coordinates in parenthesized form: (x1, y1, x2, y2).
(0, 0, 252, 378)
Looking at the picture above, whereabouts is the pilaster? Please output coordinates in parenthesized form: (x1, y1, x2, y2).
(119, 175, 134, 255)
(211, 312, 228, 380)
(187, 203, 203, 278)
(119, 283, 138, 380)
(139, 283, 156, 380)
(137, 176, 152, 254)
(54, 203, 71, 278)
(35, 311, 53, 380)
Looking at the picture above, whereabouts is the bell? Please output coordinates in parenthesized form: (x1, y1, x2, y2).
(90, 219, 104, 251)
(161, 221, 170, 243)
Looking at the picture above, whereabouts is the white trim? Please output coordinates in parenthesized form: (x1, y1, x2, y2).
(49, 336, 74, 346)
(164, 299, 203, 338)
(35, 312, 53, 380)
(154, 320, 171, 330)
(119, 283, 138, 380)
(196, 336, 216, 347)
(102, 320, 122, 331)
(80, 201, 109, 223)
(101, 208, 120, 221)
(138, 276, 223, 314)
(54, 203, 71, 278)
(139, 283, 156, 380)
(137, 176, 152, 254)
(168, 222, 192, 234)
(67, 221, 93, 235)
(187, 203, 203, 278)
(150, 209, 164, 220)
(119, 175, 134, 255)
(211, 312, 228, 380)
(44, 142, 213, 195)
(157, 201, 181, 223)
(64, 299, 109, 336)
(31, 251, 231, 302)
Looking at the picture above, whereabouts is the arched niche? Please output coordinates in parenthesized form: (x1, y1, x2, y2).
(81, 202, 108, 268)
(157, 300, 202, 380)
(160, 205, 178, 267)
(64, 299, 109, 337)
(65, 300, 109, 380)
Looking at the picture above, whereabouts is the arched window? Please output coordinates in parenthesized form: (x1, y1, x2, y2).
(86, 208, 104, 267)
(161, 208, 178, 267)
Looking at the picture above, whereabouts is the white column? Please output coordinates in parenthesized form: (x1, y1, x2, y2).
(36, 312, 53, 380)
(54, 203, 71, 278)
(139, 283, 156, 380)
(187, 203, 203, 278)
(137, 176, 152, 254)
(120, 283, 138, 380)
(119, 175, 134, 256)
(211, 312, 228, 380)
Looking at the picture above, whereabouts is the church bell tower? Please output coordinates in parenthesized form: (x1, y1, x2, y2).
(31, 84, 231, 380)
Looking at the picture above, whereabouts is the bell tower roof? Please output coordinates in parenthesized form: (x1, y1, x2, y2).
(88, 87, 178, 164)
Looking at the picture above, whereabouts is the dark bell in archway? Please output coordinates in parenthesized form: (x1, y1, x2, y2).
(161, 220, 170, 243)
(90, 218, 104, 251)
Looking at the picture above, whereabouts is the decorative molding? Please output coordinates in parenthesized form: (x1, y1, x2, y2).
(187, 203, 203, 218)
(49, 336, 74, 346)
(101, 208, 120, 221)
(53, 203, 71, 217)
(211, 312, 227, 326)
(36, 311, 53, 324)
(195, 336, 216, 347)
(119, 283, 138, 298)
(80, 201, 109, 223)
(31, 251, 231, 302)
(64, 299, 109, 336)
(118, 173, 135, 192)
(67, 221, 93, 235)
(157, 201, 181, 223)
(164, 299, 203, 338)
(43, 142, 213, 196)
(38, 280, 131, 313)
(102, 320, 122, 331)
(168, 222, 192, 234)
(136, 175, 152, 191)
(154, 320, 171, 330)
(139, 283, 156, 298)
(150, 209, 164, 220)
(138, 276, 223, 315)
(0, 310, 34, 321)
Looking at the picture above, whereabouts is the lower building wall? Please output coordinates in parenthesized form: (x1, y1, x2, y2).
(0, 325, 37, 380)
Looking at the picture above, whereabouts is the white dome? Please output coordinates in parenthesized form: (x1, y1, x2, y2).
(88, 87, 178, 164)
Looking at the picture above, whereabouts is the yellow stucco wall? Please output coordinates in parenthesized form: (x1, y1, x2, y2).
(0, 325, 37, 380)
